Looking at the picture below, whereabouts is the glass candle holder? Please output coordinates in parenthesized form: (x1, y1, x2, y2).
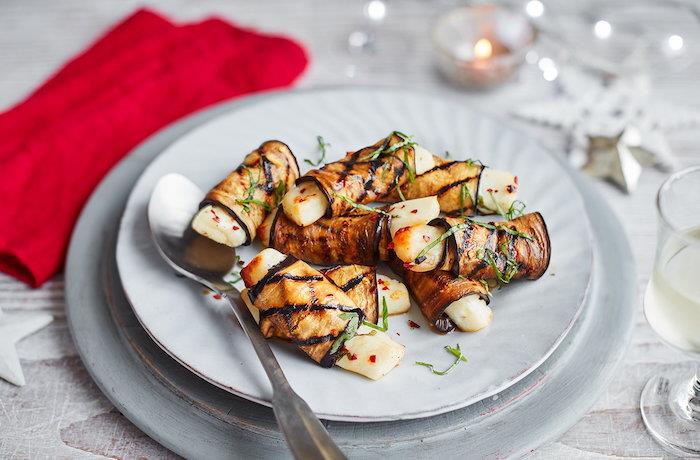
(432, 4, 536, 89)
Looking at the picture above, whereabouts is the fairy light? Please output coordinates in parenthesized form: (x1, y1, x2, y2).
(525, 0, 544, 18)
(594, 20, 612, 39)
(365, 0, 387, 22)
(668, 34, 684, 51)
(538, 57, 558, 81)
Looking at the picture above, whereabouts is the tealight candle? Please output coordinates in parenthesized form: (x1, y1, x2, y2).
(433, 4, 536, 88)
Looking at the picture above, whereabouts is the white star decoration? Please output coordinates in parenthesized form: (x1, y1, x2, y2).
(0, 308, 52, 386)
(512, 70, 700, 192)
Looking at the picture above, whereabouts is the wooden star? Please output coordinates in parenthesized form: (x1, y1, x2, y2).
(0, 309, 52, 386)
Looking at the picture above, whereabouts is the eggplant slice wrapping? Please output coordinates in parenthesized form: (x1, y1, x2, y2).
(384, 158, 484, 215)
(199, 140, 300, 245)
(432, 212, 551, 281)
(246, 256, 366, 367)
(297, 133, 419, 218)
(321, 264, 379, 325)
(389, 257, 490, 333)
(264, 206, 391, 266)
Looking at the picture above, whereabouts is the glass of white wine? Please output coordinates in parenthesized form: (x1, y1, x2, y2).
(641, 165, 700, 455)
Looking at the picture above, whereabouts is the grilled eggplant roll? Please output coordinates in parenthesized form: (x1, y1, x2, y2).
(383, 157, 519, 216)
(241, 249, 405, 379)
(394, 212, 551, 281)
(259, 196, 440, 266)
(191, 140, 300, 247)
(281, 132, 436, 226)
(261, 206, 389, 266)
(389, 258, 491, 333)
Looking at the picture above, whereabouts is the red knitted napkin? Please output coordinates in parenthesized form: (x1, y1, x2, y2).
(0, 9, 308, 287)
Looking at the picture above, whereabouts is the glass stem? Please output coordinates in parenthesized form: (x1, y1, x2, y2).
(689, 362, 700, 421)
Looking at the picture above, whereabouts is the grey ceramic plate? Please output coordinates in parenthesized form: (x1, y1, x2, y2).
(66, 87, 635, 458)
(115, 88, 593, 421)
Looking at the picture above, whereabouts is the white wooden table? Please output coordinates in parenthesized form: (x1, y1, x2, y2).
(1, 1, 698, 458)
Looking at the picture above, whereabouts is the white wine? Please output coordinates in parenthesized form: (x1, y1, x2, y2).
(644, 228, 700, 353)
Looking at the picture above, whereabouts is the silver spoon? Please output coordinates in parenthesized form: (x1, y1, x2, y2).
(148, 173, 346, 460)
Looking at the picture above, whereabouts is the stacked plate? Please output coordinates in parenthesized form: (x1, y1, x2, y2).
(66, 87, 636, 458)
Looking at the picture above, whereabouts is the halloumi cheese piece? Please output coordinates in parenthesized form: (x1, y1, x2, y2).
(444, 294, 493, 332)
(413, 144, 436, 175)
(392, 224, 445, 272)
(377, 274, 411, 315)
(240, 248, 288, 286)
(477, 169, 518, 215)
(192, 204, 248, 247)
(281, 182, 328, 227)
(336, 325, 405, 380)
(387, 196, 440, 237)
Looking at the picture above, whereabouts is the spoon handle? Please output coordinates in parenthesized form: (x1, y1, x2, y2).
(224, 290, 347, 460)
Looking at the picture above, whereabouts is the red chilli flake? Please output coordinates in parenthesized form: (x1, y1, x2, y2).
(387, 241, 395, 250)
(210, 209, 221, 223)
(408, 320, 421, 329)
(506, 185, 515, 193)
(299, 187, 306, 194)
(213, 294, 222, 300)
(422, 235, 431, 243)
(349, 353, 358, 361)
(410, 209, 418, 214)
(369, 355, 377, 363)
(514, 176, 519, 184)
(403, 262, 413, 269)
(232, 225, 240, 230)
(382, 286, 389, 291)
(485, 188, 493, 193)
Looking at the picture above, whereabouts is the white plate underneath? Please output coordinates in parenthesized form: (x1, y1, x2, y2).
(116, 87, 593, 422)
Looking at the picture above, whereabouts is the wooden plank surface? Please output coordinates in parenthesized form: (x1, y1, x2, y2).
(1, 0, 698, 457)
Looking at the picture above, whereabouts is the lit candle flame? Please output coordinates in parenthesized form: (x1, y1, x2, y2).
(474, 38, 493, 60)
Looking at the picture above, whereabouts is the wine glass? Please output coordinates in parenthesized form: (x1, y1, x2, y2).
(641, 165, 700, 456)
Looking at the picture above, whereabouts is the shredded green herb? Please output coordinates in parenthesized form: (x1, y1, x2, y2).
(273, 180, 286, 206)
(416, 344, 468, 375)
(236, 167, 265, 213)
(225, 256, 242, 286)
(360, 131, 416, 162)
(480, 245, 519, 286)
(480, 279, 491, 295)
(458, 183, 472, 216)
(465, 217, 533, 241)
(464, 158, 483, 167)
(504, 200, 527, 220)
(304, 135, 330, 166)
(488, 191, 509, 218)
(334, 194, 388, 215)
(330, 312, 360, 354)
(362, 297, 389, 332)
(236, 198, 271, 212)
(400, 148, 416, 183)
(394, 177, 407, 201)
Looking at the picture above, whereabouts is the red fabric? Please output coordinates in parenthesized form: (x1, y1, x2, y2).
(0, 9, 308, 287)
